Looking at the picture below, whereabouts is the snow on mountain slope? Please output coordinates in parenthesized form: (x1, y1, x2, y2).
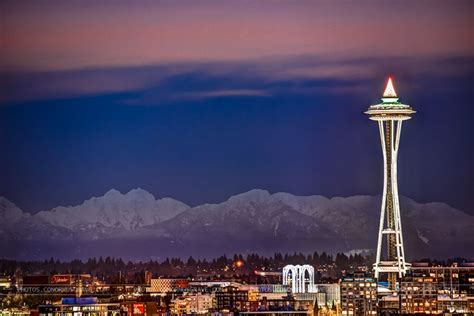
(273, 193, 378, 239)
(0, 197, 28, 225)
(152, 190, 473, 258)
(34, 188, 189, 231)
(0, 189, 473, 259)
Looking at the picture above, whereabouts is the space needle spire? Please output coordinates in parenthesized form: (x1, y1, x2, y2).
(365, 77, 415, 290)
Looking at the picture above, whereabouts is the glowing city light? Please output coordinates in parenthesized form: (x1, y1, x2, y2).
(383, 77, 397, 98)
(235, 260, 244, 268)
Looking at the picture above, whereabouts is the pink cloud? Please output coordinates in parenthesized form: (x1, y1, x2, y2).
(2, 1, 472, 72)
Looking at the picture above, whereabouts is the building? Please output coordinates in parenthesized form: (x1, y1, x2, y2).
(400, 271, 439, 313)
(256, 284, 290, 294)
(38, 297, 121, 316)
(338, 264, 474, 314)
(119, 301, 160, 316)
(147, 278, 189, 293)
(239, 285, 260, 302)
(144, 271, 152, 285)
(283, 265, 316, 293)
(365, 77, 415, 290)
(315, 284, 340, 307)
(400, 264, 474, 314)
(187, 281, 241, 294)
(0, 276, 12, 291)
(340, 274, 377, 315)
(257, 293, 315, 314)
(293, 292, 322, 311)
(170, 293, 214, 314)
(215, 285, 250, 312)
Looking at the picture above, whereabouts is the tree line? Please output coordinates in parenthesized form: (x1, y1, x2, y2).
(0, 253, 468, 284)
(0, 251, 370, 281)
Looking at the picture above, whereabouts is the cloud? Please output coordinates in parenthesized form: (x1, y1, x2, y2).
(118, 88, 270, 106)
(2, 55, 473, 105)
(2, 1, 472, 72)
(182, 89, 270, 99)
(0, 64, 191, 103)
(1, 70, 138, 103)
(279, 64, 375, 81)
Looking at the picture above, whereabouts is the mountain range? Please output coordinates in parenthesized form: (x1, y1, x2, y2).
(0, 188, 473, 260)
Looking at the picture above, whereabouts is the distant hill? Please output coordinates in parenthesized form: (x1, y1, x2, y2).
(0, 189, 472, 260)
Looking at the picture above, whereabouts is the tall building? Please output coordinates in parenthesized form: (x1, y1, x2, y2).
(365, 78, 415, 290)
(340, 273, 377, 315)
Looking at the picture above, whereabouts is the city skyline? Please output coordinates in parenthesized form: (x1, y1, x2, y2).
(1, 1, 474, 314)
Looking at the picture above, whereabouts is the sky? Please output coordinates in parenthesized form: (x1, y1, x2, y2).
(0, 0, 473, 215)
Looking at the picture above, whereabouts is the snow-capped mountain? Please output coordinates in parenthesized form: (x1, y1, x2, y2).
(0, 189, 472, 260)
(34, 188, 189, 231)
(0, 197, 28, 225)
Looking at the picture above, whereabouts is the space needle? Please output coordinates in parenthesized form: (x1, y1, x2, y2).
(365, 78, 415, 290)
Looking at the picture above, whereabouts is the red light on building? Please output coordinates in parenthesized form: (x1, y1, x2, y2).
(133, 303, 145, 315)
(175, 280, 189, 289)
(51, 275, 72, 284)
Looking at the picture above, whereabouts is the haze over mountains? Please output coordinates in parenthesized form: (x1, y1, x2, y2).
(0, 189, 472, 261)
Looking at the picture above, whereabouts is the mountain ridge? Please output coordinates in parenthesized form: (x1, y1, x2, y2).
(0, 188, 472, 260)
